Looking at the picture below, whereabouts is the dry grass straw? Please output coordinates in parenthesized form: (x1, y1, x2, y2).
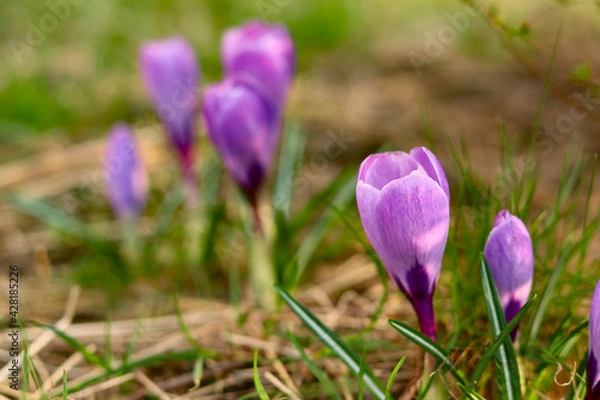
(0, 253, 418, 399)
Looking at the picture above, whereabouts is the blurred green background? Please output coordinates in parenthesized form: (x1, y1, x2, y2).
(0, 0, 504, 146)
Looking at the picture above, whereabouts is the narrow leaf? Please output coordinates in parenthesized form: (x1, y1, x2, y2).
(274, 123, 305, 218)
(62, 370, 68, 400)
(458, 383, 487, 400)
(253, 348, 270, 400)
(480, 255, 521, 400)
(295, 172, 357, 279)
(471, 296, 537, 383)
(30, 321, 110, 370)
(275, 284, 386, 399)
(387, 319, 468, 386)
(385, 357, 406, 399)
(288, 330, 341, 400)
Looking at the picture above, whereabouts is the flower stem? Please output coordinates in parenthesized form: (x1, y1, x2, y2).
(122, 216, 141, 272)
(248, 195, 276, 310)
(182, 173, 211, 296)
(412, 296, 437, 342)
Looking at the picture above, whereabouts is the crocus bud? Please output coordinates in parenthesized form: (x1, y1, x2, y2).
(222, 21, 294, 114)
(202, 79, 277, 206)
(356, 148, 450, 341)
(104, 124, 148, 220)
(484, 210, 533, 340)
(139, 37, 200, 175)
(587, 280, 600, 399)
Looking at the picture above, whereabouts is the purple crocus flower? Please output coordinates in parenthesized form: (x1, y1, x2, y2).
(356, 148, 450, 341)
(202, 79, 277, 208)
(104, 124, 148, 220)
(484, 210, 534, 340)
(222, 21, 294, 115)
(587, 280, 600, 399)
(139, 37, 200, 177)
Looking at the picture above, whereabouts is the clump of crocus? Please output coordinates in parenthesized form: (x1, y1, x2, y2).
(587, 280, 600, 399)
(222, 21, 295, 116)
(356, 147, 450, 341)
(204, 21, 294, 215)
(202, 21, 294, 309)
(484, 210, 533, 341)
(139, 37, 200, 186)
(104, 124, 148, 220)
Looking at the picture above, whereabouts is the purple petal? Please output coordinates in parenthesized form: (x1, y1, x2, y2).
(588, 281, 600, 395)
(409, 147, 450, 200)
(202, 79, 277, 192)
(492, 209, 512, 228)
(104, 124, 148, 220)
(139, 37, 200, 163)
(358, 152, 420, 190)
(484, 210, 534, 329)
(222, 21, 294, 113)
(357, 171, 449, 300)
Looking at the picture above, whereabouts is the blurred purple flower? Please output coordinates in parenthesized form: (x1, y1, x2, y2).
(139, 36, 200, 175)
(104, 124, 148, 220)
(587, 280, 600, 399)
(356, 147, 450, 341)
(222, 20, 294, 115)
(484, 210, 534, 340)
(202, 79, 277, 206)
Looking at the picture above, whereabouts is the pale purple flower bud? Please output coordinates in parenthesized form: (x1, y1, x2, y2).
(356, 147, 450, 341)
(104, 124, 148, 220)
(139, 37, 200, 174)
(222, 21, 294, 115)
(484, 210, 534, 340)
(587, 281, 600, 399)
(202, 79, 278, 205)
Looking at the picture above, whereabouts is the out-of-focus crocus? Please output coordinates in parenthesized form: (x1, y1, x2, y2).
(139, 37, 200, 178)
(202, 78, 278, 209)
(104, 124, 148, 220)
(222, 21, 294, 115)
(587, 280, 600, 399)
(484, 210, 534, 341)
(356, 148, 450, 341)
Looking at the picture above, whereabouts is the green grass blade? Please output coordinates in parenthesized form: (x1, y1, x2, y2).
(291, 167, 355, 232)
(385, 357, 406, 399)
(274, 284, 386, 399)
(471, 296, 537, 383)
(295, 171, 357, 280)
(479, 255, 521, 400)
(547, 320, 588, 357)
(330, 204, 388, 331)
(7, 192, 87, 238)
(30, 321, 110, 370)
(458, 383, 487, 400)
(122, 316, 142, 366)
(8, 192, 129, 282)
(253, 348, 271, 400)
(172, 295, 218, 358)
(288, 330, 341, 400)
(528, 240, 575, 345)
(54, 350, 199, 396)
(387, 319, 468, 387)
(62, 371, 68, 400)
(193, 356, 204, 388)
(273, 123, 305, 218)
